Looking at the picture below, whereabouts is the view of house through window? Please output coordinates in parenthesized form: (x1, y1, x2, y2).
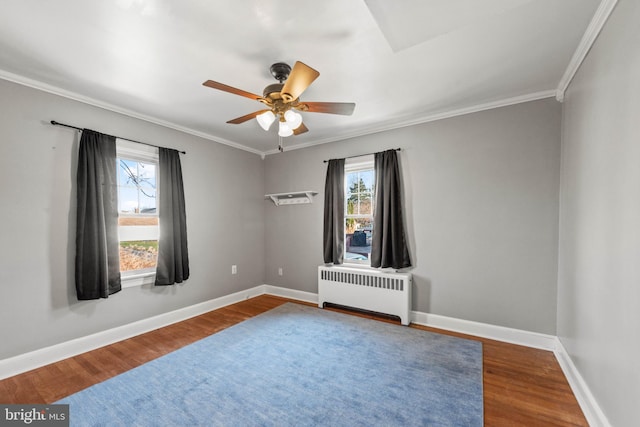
(345, 158, 375, 263)
(116, 141, 159, 274)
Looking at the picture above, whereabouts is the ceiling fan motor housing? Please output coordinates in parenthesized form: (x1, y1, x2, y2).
(263, 83, 284, 100)
(270, 62, 291, 83)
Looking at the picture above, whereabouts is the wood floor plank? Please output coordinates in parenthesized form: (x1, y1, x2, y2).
(0, 295, 587, 425)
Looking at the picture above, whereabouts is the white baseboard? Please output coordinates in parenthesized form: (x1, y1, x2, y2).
(12, 284, 551, 379)
(0, 285, 267, 380)
(262, 284, 318, 304)
(265, 285, 557, 351)
(410, 311, 558, 351)
(0, 282, 606, 427)
(554, 338, 611, 427)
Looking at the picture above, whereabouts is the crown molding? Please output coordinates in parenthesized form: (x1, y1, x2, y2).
(265, 89, 557, 156)
(556, 0, 619, 102)
(0, 69, 264, 157)
(1, 68, 556, 158)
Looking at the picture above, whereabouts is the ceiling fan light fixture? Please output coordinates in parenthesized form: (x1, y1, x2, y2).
(203, 61, 354, 146)
(256, 110, 276, 131)
(284, 110, 303, 130)
(278, 121, 294, 137)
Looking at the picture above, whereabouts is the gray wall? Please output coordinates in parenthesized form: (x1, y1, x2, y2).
(265, 98, 561, 334)
(0, 72, 562, 359)
(557, 1, 640, 425)
(0, 79, 265, 360)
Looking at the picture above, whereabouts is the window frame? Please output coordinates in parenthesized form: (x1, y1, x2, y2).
(115, 139, 159, 288)
(344, 156, 375, 266)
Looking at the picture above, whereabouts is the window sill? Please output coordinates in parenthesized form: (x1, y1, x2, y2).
(342, 261, 373, 269)
(121, 271, 155, 289)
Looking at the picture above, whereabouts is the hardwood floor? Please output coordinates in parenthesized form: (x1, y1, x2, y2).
(0, 295, 587, 426)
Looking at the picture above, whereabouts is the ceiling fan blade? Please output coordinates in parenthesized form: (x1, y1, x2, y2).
(280, 61, 320, 103)
(299, 102, 355, 115)
(293, 122, 308, 135)
(203, 80, 262, 102)
(226, 109, 271, 124)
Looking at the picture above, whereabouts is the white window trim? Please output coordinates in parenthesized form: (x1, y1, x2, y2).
(344, 155, 374, 266)
(116, 139, 159, 163)
(121, 270, 156, 288)
(116, 139, 159, 288)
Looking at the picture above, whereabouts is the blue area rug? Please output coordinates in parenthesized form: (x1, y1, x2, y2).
(58, 303, 483, 426)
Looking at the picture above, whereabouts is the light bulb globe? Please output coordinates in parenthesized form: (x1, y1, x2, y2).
(278, 121, 293, 137)
(256, 111, 275, 131)
(284, 110, 303, 129)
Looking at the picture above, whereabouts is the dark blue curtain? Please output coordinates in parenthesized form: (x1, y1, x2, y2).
(371, 150, 411, 269)
(155, 147, 190, 285)
(75, 129, 121, 300)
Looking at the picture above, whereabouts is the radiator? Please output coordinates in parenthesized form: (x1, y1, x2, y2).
(318, 266, 412, 325)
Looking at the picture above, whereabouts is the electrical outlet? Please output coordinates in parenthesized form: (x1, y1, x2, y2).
(278, 267, 283, 276)
(232, 265, 237, 275)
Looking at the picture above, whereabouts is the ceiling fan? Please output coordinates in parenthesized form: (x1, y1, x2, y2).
(202, 61, 355, 146)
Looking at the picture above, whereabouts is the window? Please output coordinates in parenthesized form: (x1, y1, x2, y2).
(344, 156, 375, 264)
(116, 139, 159, 286)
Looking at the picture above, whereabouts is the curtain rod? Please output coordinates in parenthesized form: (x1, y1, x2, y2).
(322, 148, 401, 163)
(50, 120, 186, 154)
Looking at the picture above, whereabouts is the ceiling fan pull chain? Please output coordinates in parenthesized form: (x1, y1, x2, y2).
(278, 136, 284, 152)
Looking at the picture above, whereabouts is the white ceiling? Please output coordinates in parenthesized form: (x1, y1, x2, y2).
(0, 0, 601, 155)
